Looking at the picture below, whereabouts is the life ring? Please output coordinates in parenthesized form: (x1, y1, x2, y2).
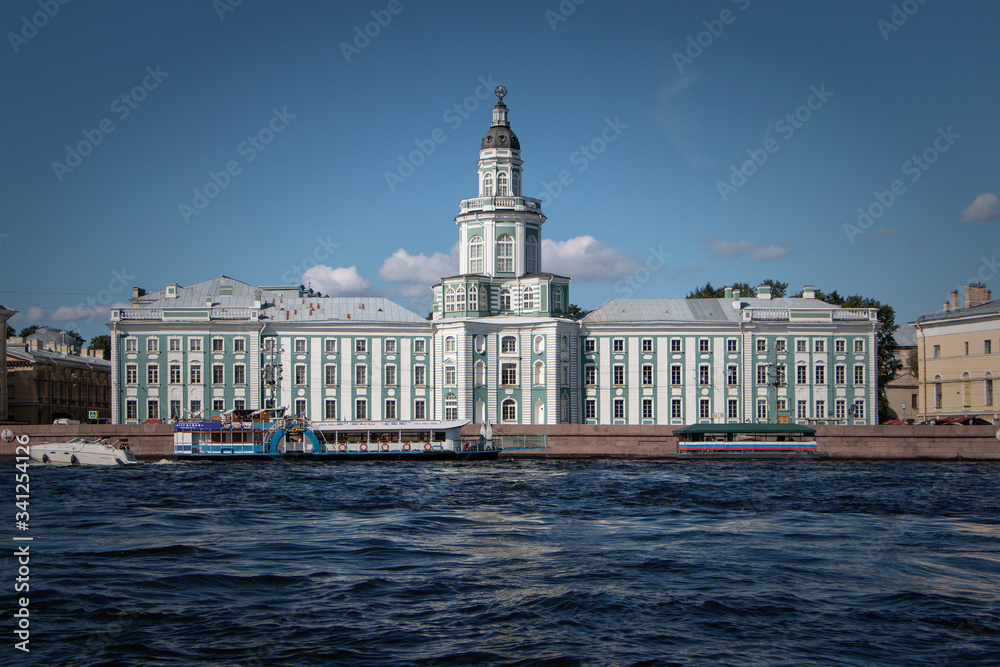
(424, 442, 432, 451)
(462, 442, 470, 451)
(360, 443, 368, 452)
(381, 443, 389, 452)
(995, 429, 1000, 442)
(338, 443, 347, 452)
(402, 443, 410, 452)
(42, 454, 50, 464)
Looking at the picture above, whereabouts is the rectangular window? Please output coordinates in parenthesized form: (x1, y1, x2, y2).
(212, 338, 224, 352)
(815, 400, 825, 420)
(445, 365, 456, 386)
(853, 400, 865, 420)
(775, 339, 787, 353)
(584, 338, 595, 353)
(169, 364, 181, 384)
(642, 398, 653, 419)
(965, 341, 969, 355)
(125, 338, 138, 352)
(935, 383, 943, 408)
(414, 400, 426, 420)
(414, 365, 426, 386)
(815, 365, 825, 385)
(355, 339, 367, 353)
(835, 365, 845, 385)
(836, 399, 846, 420)
(986, 379, 994, 406)
(584, 365, 597, 386)
(797, 400, 808, 419)
(835, 339, 846, 353)
(757, 399, 768, 421)
(727, 365, 738, 385)
(797, 339, 807, 352)
(292, 339, 305, 353)
(671, 365, 682, 385)
(933, 345, 940, 358)
(728, 338, 738, 352)
(213, 399, 225, 414)
(501, 363, 518, 385)
(385, 399, 397, 420)
(294, 399, 306, 416)
(814, 340, 825, 353)
(699, 365, 709, 385)
(642, 364, 653, 386)
(797, 365, 807, 385)
(385, 338, 397, 353)
(501, 336, 516, 354)
(728, 399, 738, 419)
(757, 365, 768, 385)
(671, 398, 682, 419)
(126, 364, 137, 385)
(854, 365, 865, 385)
(324, 399, 337, 419)
(126, 400, 138, 420)
(699, 399, 710, 419)
(385, 365, 397, 386)
(190, 365, 201, 384)
(854, 339, 864, 353)
(986, 340, 992, 354)
(147, 399, 158, 420)
(355, 399, 367, 420)
(776, 364, 786, 386)
(189, 338, 202, 352)
(642, 338, 653, 352)
(234, 338, 245, 353)
(613, 364, 625, 385)
(324, 338, 337, 353)
(756, 339, 767, 353)
(147, 338, 159, 353)
(213, 365, 224, 384)
(776, 398, 787, 412)
(699, 338, 709, 352)
(234, 365, 246, 385)
(325, 364, 337, 385)
(147, 364, 159, 385)
(233, 399, 245, 411)
(671, 339, 681, 353)
(414, 339, 425, 353)
(585, 399, 596, 420)
(169, 338, 181, 352)
(355, 365, 367, 386)
(613, 338, 624, 352)
(613, 398, 625, 419)
(190, 400, 201, 416)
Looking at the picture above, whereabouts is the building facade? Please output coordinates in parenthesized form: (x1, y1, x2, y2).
(912, 284, 999, 423)
(1, 306, 16, 421)
(108, 88, 880, 425)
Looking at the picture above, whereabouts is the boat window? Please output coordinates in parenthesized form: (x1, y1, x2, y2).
(434, 431, 446, 441)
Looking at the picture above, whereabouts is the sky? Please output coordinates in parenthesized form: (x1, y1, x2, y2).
(2, 0, 999, 344)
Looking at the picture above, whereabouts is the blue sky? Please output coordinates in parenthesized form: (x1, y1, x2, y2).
(2, 0, 999, 343)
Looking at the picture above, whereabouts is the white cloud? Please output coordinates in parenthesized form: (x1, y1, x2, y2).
(8, 306, 46, 324)
(961, 193, 1000, 223)
(49, 301, 130, 323)
(542, 236, 642, 281)
(301, 265, 377, 296)
(379, 243, 459, 286)
(872, 227, 899, 238)
(700, 237, 789, 261)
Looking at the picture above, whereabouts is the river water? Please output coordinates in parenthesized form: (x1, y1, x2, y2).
(7, 459, 1000, 666)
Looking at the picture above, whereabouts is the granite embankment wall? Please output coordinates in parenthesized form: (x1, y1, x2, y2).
(2, 423, 998, 460)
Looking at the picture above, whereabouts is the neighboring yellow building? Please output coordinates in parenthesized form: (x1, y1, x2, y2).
(912, 284, 998, 424)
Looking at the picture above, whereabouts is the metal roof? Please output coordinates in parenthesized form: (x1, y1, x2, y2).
(582, 297, 840, 323)
(912, 299, 1000, 324)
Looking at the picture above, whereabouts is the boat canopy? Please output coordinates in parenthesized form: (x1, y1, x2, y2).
(673, 423, 817, 436)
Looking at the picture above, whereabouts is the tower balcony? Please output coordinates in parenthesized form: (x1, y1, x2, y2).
(459, 196, 544, 214)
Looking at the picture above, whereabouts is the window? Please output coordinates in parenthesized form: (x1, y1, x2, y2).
(501, 363, 518, 385)
(797, 365, 807, 385)
(190, 400, 201, 416)
(148, 364, 159, 385)
(355, 364, 367, 385)
(727, 365, 738, 385)
(500, 288, 511, 310)
(613, 398, 625, 419)
(411, 339, 424, 354)
(775, 364, 786, 385)
(671, 365, 682, 385)
(235, 337, 247, 353)
(613, 364, 625, 385)
(325, 365, 337, 385)
(585, 399, 596, 420)
(190, 364, 201, 385)
(613, 338, 624, 352)
(501, 336, 516, 354)
(455, 287, 465, 312)
(213, 399, 225, 414)
(325, 399, 337, 420)
(986, 340, 992, 354)
(699, 365, 710, 385)
(445, 288, 456, 313)
(671, 399, 682, 419)
(835, 339, 846, 353)
(512, 172, 520, 195)
(533, 360, 545, 385)
(757, 365, 768, 385)
(469, 236, 484, 273)
(699, 338, 709, 352)
(934, 379, 942, 408)
(169, 338, 181, 352)
(852, 399, 865, 420)
(965, 342, 969, 356)
(584, 365, 597, 386)
(147, 338, 159, 353)
(854, 365, 865, 385)
(126, 364, 138, 384)
(234, 365, 245, 385)
(642, 364, 653, 386)
(475, 360, 486, 386)
(553, 287, 563, 312)
(561, 363, 569, 386)
(814, 340, 825, 353)
(497, 172, 508, 196)
(126, 400, 138, 420)
(385, 365, 396, 386)
(325, 339, 337, 353)
(699, 399, 710, 419)
(584, 338, 596, 353)
(414, 365, 426, 386)
(355, 399, 367, 420)
(355, 339, 367, 353)
(642, 338, 653, 352)
(933, 345, 940, 358)
(445, 365, 456, 386)
(797, 400, 807, 419)
(295, 339, 306, 353)
(233, 399, 245, 412)
(757, 399, 768, 421)
(444, 393, 458, 420)
(385, 338, 396, 353)
(501, 398, 517, 422)
(170, 364, 181, 384)
(125, 338, 137, 353)
(483, 174, 493, 197)
(756, 339, 767, 353)
(671, 339, 682, 353)
(445, 336, 456, 353)
(147, 399, 158, 420)
(775, 339, 787, 353)
(728, 399, 739, 419)
(414, 400, 426, 420)
(385, 399, 397, 420)
(835, 365, 845, 385)
(295, 400, 306, 416)
(497, 234, 514, 273)
(854, 339, 864, 353)
(815, 400, 825, 420)
(526, 237, 538, 274)
(815, 365, 825, 385)
(294, 365, 306, 385)
(209, 365, 222, 384)
(522, 287, 534, 311)
(213, 338, 225, 352)
(986, 377, 994, 406)
(468, 286, 478, 311)
(797, 340, 807, 352)
(728, 339, 738, 352)
(835, 399, 846, 420)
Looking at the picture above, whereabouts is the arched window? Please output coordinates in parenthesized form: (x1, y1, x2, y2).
(445, 336, 456, 353)
(525, 236, 538, 274)
(533, 360, 545, 386)
(553, 286, 564, 312)
(497, 172, 508, 196)
(445, 287, 455, 312)
(561, 335, 568, 352)
(455, 287, 465, 311)
(445, 393, 458, 421)
(501, 335, 516, 354)
(475, 360, 486, 387)
(468, 285, 478, 311)
(499, 287, 511, 310)
(986, 373, 995, 407)
(512, 172, 519, 195)
(501, 398, 517, 423)
(523, 287, 534, 311)
(469, 236, 484, 274)
(483, 174, 493, 197)
(496, 234, 514, 273)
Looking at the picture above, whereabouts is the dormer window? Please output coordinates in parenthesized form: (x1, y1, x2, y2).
(483, 174, 493, 197)
(497, 173, 508, 196)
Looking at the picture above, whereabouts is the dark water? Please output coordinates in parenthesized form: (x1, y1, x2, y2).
(5, 459, 1000, 666)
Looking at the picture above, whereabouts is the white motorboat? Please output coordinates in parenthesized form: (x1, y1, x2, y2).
(29, 437, 139, 466)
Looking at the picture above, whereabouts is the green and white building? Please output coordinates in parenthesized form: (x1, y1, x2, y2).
(108, 89, 879, 425)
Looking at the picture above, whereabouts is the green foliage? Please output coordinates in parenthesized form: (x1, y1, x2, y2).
(88, 334, 111, 360)
(686, 279, 788, 299)
(568, 303, 589, 319)
(65, 330, 84, 346)
(908, 349, 918, 378)
(18, 325, 38, 339)
(5, 324, 12, 339)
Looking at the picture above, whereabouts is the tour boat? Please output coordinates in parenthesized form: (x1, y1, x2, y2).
(674, 423, 820, 458)
(29, 437, 139, 466)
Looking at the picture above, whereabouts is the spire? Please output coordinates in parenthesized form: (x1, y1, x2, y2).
(482, 85, 519, 150)
(491, 85, 509, 127)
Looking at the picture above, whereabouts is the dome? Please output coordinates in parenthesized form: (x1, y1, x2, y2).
(481, 126, 519, 150)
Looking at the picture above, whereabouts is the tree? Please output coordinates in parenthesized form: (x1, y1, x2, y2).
(5, 324, 12, 339)
(65, 330, 85, 347)
(89, 334, 111, 360)
(568, 304, 589, 319)
(908, 349, 918, 378)
(19, 325, 38, 339)
(686, 279, 787, 299)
